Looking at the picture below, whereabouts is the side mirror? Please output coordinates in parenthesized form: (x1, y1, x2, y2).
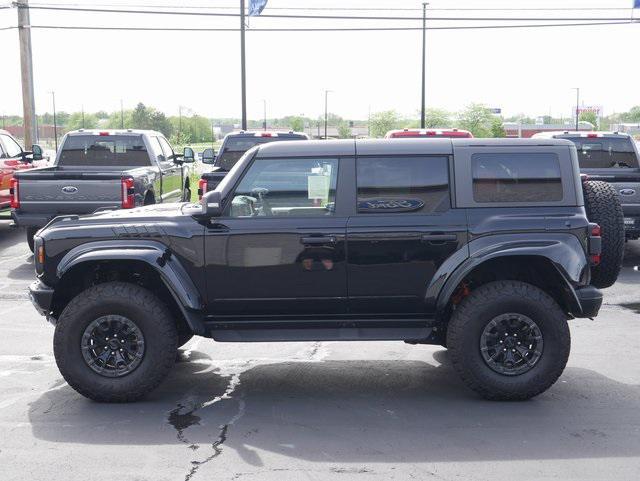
(202, 148, 216, 164)
(31, 144, 43, 161)
(201, 190, 223, 217)
(183, 146, 195, 163)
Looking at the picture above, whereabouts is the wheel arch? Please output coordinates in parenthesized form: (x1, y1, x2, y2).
(430, 234, 590, 322)
(52, 241, 205, 335)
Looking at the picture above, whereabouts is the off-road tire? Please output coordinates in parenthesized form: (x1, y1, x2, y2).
(582, 180, 624, 288)
(447, 280, 570, 401)
(53, 282, 178, 402)
(26, 227, 38, 253)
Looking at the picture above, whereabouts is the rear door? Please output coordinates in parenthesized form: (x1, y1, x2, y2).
(156, 136, 183, 202)
(346, 155, 467, 316)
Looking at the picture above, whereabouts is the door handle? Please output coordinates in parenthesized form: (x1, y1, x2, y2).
(421, 233, 457, 243)
(300, 236, 337, 245)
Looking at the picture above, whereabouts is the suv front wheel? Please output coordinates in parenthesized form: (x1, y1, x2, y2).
(53, 282, 178, 402)
(447, 280, 570, 401)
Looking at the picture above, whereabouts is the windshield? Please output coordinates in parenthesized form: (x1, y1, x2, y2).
(216, 135, 305, 170)
(563, 136, 639, 169)
(58, 135, 150, 167)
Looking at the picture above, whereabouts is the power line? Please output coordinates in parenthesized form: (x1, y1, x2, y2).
(30, 20, 638, 32)
(27, 2, 636, 12)
(16, 5, 639, 22)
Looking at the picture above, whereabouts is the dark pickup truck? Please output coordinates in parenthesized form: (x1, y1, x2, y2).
(12, 129, 194, 250)
(534, 131, 639, 239)
(198, 130, 308, 198)
(29, 138, 622, 402)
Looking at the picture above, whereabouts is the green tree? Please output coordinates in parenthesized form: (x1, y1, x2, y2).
(369, 110, 400, 138)
(66, 112, 99, 130)
(490, 117, 506, 138)
(579, 111, 598, 129)
(337, 122, 352, 139)
(422, 108, 452, 128)
(456, 103, 495, 138)
(290, 116, 304, 132)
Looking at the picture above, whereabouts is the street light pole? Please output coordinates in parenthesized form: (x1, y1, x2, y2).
(120, 99, 124, 129)
(573, 87, 580, 131)
(81, 104, 85, 129)
(50, 91, 58, 152)
(262, 99, 267, 131)
(420, 2, 428, 129)
(240, 0, 247, 130)
(324, 90, 331, 140)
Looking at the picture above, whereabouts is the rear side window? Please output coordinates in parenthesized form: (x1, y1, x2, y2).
(472, 153, 562, 203)
(58, 135, 150, 167)
(562, 136, 638, 169)
(356, 156, 450, 214)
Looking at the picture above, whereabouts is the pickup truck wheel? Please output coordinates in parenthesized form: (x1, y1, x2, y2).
(26, 227, 38, 253)
(447, 280, 570, 401)
(582, 180, 624, 288)
(53, 282, 178, 402)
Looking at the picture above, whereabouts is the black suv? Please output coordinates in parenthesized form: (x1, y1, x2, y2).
(29, 138, 620, 402)
(198, 130, 309, 196)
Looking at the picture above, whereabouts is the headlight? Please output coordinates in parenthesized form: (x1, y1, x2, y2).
(34, 236, 45, 275)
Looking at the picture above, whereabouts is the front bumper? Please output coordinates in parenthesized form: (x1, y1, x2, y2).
(574, 285, 603, 318)
(28, 280, 54, 318)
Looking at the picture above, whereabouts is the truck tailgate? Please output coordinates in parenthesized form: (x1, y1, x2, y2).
(17, 173, 123, 215)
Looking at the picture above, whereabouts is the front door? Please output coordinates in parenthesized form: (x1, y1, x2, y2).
(347, 155, 467, 316)
(205, 155, 347, 319)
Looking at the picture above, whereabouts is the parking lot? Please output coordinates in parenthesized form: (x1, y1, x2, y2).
(0, 220, 637, 481)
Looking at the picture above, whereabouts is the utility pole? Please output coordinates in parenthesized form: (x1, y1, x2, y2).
(50, 91, 58, 152)
(420, 2, 428, 129)
(324, 90, 331, 140)
(17, 0, 37, 147)
(120, 99, 124, 128)
(240, 0, 247, 130)
(81, 104, 85, 129)
(262, 99, 267, 131)
(179, 106, 183, 135)
(573, 87, 580, 131)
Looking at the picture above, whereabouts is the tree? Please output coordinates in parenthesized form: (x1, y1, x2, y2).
(290, 116, 304, 132)
(456, 103, 495, 138)
(337, 122, 352, 139)
(423, 108, 452, 128)
(579, 111, 598, 129)
(66, 112, 99, 130)
(490, 117, 506, 138)
(369, 110, 401, 138)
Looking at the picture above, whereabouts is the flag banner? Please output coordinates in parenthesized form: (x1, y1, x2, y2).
(249, 0, 268, 16)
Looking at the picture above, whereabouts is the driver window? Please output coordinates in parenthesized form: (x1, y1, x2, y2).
(228, 157, 339, 217)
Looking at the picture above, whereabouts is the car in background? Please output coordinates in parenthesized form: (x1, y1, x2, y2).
(11, 129, 194, 251)
(532, 131, 640, 240)
(385, 128, 473, 139)
(198, 130, 309, 198)
(0, 129, 47, 220)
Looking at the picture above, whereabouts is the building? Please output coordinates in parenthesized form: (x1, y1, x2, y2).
(503, 121, 594, 138)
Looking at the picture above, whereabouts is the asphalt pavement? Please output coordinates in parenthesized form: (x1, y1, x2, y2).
(0, 220, 639, 481)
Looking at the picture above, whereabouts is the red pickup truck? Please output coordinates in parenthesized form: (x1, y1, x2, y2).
(0, 129, 45, 220)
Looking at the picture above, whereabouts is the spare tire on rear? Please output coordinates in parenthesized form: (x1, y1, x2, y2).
(582, 180, 624, 289)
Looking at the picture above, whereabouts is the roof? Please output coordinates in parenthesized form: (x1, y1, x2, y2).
(224, 130, 309, 138)
(256, 137, 574, 157)
(532, 131, 632, 139)
(66, 129, 163, 136)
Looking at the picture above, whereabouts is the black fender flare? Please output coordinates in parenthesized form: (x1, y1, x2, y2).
(426, 233, 589, 319)
(56, 240, 205, 334)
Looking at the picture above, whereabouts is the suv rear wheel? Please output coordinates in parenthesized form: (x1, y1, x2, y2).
(447, 280, 570, 401)
(53, 282, 178, 402)
(582, 180, 624, 288)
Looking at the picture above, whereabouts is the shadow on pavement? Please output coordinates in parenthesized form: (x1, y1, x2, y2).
(27, 348, 640, 464)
